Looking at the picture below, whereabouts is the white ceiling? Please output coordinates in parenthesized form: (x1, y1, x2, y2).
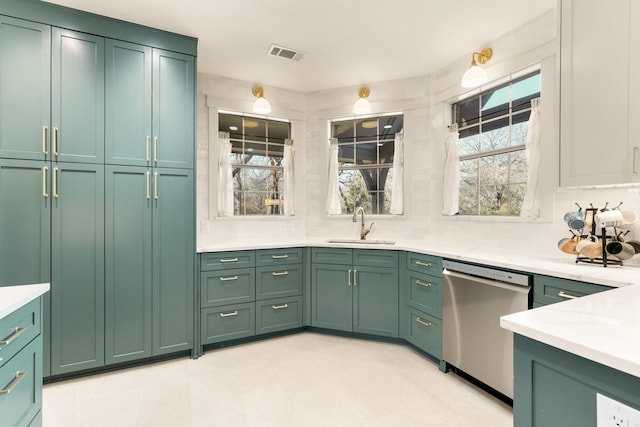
(45, 0, 556, 92)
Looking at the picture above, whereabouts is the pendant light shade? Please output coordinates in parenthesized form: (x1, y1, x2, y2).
(353, 87, 371, 115)
(252, 85, 271, 114)
(460, 48, 493, 88)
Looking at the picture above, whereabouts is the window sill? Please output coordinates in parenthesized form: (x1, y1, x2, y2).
(323, 214, 404, 220)
(439, 214, 552, 223)
(214, 215, 294, 220)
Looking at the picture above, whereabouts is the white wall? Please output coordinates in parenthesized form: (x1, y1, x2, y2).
(196, 8, 640, 264)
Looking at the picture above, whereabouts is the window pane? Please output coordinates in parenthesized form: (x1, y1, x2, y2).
(481, 86, 510, 121)
(509, 150, 528, 183)
(479, 152, 509, 186)
(511, 118, 529, 147)
(481, 117, 509, 152)
(338, 143, 355, 165)
(456, 97, 479, 127)
(459, 182, 478, 215)
(244, 119, 266, 142)
(333, 120, 354, 142)
(459, 126, 480, 156)
(356, 143, 378, 165)
(338, 169, 369, 214)
(220, 113, 243, 137)
(356, 119, 378, 141)
(268, 120, 289, 143)
(512, 73, 541, 106)
(379, 139, 395, 164)
(268, 143, 284, 163)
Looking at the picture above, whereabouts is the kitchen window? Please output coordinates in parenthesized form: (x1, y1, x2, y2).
(329, 114, 403, 215)
(218, 113, 291, 215)
(452, 71, 540, 216)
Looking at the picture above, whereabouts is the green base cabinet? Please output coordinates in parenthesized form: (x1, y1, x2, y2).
(514, 334, 640, 427)
(256, 296, 303, 335)
(201, 303, 255, 344)
(311, 248, 399, 338)
(533, 274, 611, 307)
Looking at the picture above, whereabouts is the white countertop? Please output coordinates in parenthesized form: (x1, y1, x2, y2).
(198, 238, 640, 288)
(501, 284, 640, 379)
(0, 283, 50, 319)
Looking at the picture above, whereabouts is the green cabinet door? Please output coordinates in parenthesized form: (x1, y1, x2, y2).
(0, 17, 50, 161)
(51, 28, 104, 164)
(353, 266, 399, 337)
(311, 264, 352, 332)
(105, 40, 152, 166)
(105, 166, 152, 364)
(152, 49, 194, 169)
(152, 168, 194, 355)
(50, 163, 105, 375)
(0, 159, 50, 286)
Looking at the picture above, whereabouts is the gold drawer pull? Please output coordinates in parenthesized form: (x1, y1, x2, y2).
(272, 304, 289, 310)
(558, 291, 578, 300)
(415, 317, 432, 327)
(271, 254, 289, 259)
(0, 371, 28, 396)
(272, 271, 289, 276)
(220, 258, 238, 263)
(219, 276, 238, 281)
(416, 280, 432, 288)
(0, 327, 26, 347)
(415, 261, 432, 268)
(219, 311, 238, 318)
(42, 125, 48, 155)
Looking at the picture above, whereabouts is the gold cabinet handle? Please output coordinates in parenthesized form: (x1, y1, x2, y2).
(154, 172, 158, 200)
(154, 136, 158, 163)
(42, 125, 48, 155)
(42, 167, 48, 198)
(558, 291, 578, 300)
(146, 172, 150, 200)
(271, 271, 289, 276)
(415, 317, 432, 327)
(53, 167, 59, 198)
(0, 371, 28, 396)
(271, 254, 289, 259)
(347, 269, 352, 287)
(0, 327, 26, 347)
(272, 304, 289, 310)
(146, 136, 151, 162)
(415, 261, 432, 268)
(353, 269, 358, 287)
(416, 279, 432, 288)
(53, 127, 58, 157)
(219, 276, 238, 281)
(219, 311, 238, 318)
(220, 258, 238, 263)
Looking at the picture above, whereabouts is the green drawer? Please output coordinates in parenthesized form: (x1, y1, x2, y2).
(256, 296, 303, 335)
(0, 336, 42, 427)
(256, 265, 303, 300)
(255, 248, 303, 267)
(534, 274, 611, 306)
(406, 252, 442, 275)
(0, 298, 40, 370)
(201, 303, 255, 344)
(406, 270, 442, 318)
(200, 268, 255, 308)
(200, 251, 255, 271)
(353, 249, 398, 268)
(405, 307, 442, 359)
(311, 247, 352, 265)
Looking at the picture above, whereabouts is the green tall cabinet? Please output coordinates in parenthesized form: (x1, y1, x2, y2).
(0, 0, 197, 379)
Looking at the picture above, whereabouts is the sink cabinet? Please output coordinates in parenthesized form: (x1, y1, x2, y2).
(311, 248, 399, 338)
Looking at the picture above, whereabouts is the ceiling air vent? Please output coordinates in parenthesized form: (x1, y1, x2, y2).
(267, 44, 304, 61)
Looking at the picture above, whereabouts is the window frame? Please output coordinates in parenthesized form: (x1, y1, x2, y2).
(452, 71, 540, 217)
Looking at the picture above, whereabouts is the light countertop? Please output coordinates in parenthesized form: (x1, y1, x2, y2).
(501, 284, 640, 379)
(0, 283, 50, 319)
(198, 238, 640, 289)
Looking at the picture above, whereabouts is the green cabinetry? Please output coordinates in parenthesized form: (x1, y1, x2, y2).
(199, 248, 304, 346)
(311, 248, 399, 338)
(533, 274, 611, 307)
(0, 296, 44, 427)
(513, 334, 640, 427)
(0, 3, 197, 378)
(402, 252, 443, 360)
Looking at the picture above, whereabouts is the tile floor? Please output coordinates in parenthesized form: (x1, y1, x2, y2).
(43, 332, 513, 426)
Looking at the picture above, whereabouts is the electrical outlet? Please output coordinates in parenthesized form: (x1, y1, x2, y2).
(201, 221, 209, 233)
(283, 223, 294, 232)
(597, 393, 640, 427)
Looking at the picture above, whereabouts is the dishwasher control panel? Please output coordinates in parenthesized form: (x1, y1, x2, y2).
(443, 260, 530, 287)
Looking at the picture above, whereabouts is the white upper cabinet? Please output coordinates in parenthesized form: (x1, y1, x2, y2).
(560, 0, 640, 186)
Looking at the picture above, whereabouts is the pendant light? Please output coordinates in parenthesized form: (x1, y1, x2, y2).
(252, 85, 271, 114)
(353, 87, 371, 115)
(461, 48, 493, 88)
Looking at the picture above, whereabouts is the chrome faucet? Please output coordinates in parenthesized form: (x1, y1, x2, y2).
(353, 206, 374, 240)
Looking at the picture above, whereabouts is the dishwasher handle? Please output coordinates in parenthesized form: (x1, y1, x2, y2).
(443, 269, 531, 294)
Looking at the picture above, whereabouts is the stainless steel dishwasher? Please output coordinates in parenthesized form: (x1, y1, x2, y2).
(442, 260, 531, 400)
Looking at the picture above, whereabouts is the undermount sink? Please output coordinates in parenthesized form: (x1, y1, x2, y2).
(326, 239, 396, 245)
